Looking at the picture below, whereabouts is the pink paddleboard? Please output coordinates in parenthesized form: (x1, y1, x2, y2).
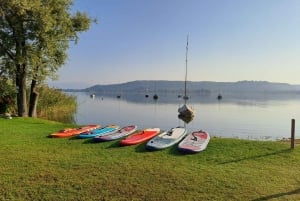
(178, 130, 210, 153)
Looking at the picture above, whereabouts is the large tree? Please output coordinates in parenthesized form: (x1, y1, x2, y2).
(0, 0, 93, 117)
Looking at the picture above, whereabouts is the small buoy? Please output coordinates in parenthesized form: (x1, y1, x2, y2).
(217, 94, 222, 100)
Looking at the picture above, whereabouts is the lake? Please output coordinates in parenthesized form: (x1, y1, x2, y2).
(71, 92, 300, 140)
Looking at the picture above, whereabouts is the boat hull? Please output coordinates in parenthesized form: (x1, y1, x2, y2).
(178, 104, 194, 117)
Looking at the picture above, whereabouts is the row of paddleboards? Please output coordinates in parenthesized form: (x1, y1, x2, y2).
(49, 124, 210, 153)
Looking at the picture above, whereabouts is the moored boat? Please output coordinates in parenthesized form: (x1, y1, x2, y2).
(178, 104, 194, 118)
(178, 35, 195, 118)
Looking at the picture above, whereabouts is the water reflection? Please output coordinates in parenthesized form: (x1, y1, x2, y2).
(178, 114, 194, 124)
(71, 92, 300, 141)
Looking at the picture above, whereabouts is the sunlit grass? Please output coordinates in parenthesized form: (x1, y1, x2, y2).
(1, 118, 300, 200)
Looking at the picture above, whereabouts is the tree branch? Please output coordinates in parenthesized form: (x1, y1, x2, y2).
(0, 41, 14, 60)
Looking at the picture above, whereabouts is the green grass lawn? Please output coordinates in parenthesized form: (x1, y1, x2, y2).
(1, 117, 300, 201)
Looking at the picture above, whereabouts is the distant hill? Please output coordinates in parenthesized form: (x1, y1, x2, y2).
(65, 80, 300, 94)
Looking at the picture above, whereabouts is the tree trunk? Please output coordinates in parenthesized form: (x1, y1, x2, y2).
(29, 79, 39, 117)
(14, 19, 28, 117)
(16, 64, 27, 117)
(16, 81, 28, 117)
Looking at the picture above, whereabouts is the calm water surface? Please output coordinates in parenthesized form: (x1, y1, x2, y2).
(72, 92, 300, 140)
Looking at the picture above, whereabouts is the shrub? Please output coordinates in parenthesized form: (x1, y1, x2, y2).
(0, 81, 76, 123)
(36, 85, 77, 123)
(0, 78, 16, 114)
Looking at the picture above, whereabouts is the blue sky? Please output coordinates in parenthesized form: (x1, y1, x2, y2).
(49, 0, 300, 88)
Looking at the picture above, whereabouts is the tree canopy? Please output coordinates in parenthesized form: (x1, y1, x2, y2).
(0, 0, 94, 116)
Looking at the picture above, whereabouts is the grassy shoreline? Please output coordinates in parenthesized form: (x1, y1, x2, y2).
(1, 118, 300, 200)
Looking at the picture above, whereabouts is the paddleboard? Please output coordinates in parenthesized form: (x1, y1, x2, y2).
(93, 125, 138, 142)
(146, 127, 187, 150)
(178, 130, 210, 153)
(120, 128, 160, 146)
(77, 125, 119, 139)
(50, 124, 101, 138)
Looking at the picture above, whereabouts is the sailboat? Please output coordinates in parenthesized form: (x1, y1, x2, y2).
(178, 35, 195, 118)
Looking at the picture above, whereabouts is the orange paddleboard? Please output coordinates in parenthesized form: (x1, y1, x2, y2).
(120, 128, 160, 146)
(50, 124, 101, 138)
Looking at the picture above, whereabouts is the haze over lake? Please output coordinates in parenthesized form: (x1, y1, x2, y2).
(71, 90, 300, 141)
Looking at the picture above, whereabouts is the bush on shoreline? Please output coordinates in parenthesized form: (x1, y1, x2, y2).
(1, 83, 77, 123)
(0, 78, 16, 114)
(37, 86, 77, 123)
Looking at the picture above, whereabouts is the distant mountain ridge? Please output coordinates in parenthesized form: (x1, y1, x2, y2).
(66, 80, 300, 94)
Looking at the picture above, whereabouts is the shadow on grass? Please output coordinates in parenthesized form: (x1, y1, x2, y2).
(134, 142, 179, 153)
(47, 135, 79, 139)
(134, 142, 193, 156)
(81, 138, 96, 144)
(135, 142, 149, 153)
(68, 136, 80, 140)
(68, 136, 99, 144)
(219, 148, 292, 164)
(167, 144, 186, 156)
(252, 188, 300, 201)
(106, 140, 122, 148)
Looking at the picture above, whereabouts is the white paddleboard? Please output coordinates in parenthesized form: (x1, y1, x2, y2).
(146, 127, 187, 150)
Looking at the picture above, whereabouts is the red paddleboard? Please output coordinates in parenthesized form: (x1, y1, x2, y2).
(178, 130, 210, 153)
(120, 128, 160, 146)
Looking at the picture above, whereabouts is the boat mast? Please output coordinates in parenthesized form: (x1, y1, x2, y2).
(184, 34, 189, 100)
